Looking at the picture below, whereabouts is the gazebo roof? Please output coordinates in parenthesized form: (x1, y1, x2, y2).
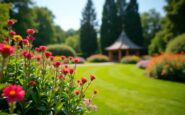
(106, 31, 142, 50)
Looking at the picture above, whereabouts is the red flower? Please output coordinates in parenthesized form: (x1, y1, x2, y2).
(39, 46, 47, 52)
(64, 64, 69, 68)
(26, 35, 35, 41)
(74, 90, 80, 95)
(22, 51, 33, 59)
(90, 75, 96, 81)
(69, 68, 75, 74)
(93, 90, 97, 94)
(2, 84, 25, 103)
(3, 38, 9, 42)
(61, 55, 66, 60)
(58, 74, 65, 79)
(52, 61, 61, 68)
(0, 44, 14, 58)
(26, 29, 36, 35)
(36, 55, 41, 61)
(68, 56, 73, 61)
(22, 39, 29, 45)
(35, 47, 40, 52)
(62, 68, 69, 75)
(73, 57, 79, 63)
(9, 31, 16, 36)
(49, 56, 54, 61)
(7, 19, 15, 25)
(81, 77, 87, 84)
(29, 80, 36, 86)
(44, 51, 52, 58)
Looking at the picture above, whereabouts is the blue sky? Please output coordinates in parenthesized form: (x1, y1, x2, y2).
(34, 0, 166, 31)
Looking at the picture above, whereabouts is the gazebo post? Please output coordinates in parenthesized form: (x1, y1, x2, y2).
(126, 49, 129, 56)
(108, 51, 113, 61)
(136, 50, 140, 56)
(118, 49, 122, 61)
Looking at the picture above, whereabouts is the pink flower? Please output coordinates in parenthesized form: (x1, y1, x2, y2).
(22, 39, 29, 45)
(73, 57, 79, 63)
(49, 56, 54, 61)
(35, 47, 40, 52)
(7, 19, 15, 25)
(2, 84, 25, 103)
(39, 46, 47, 52)
(69, 68, 75, 74)
(61, 55, 66, 60)
(44, 51, 52, 58)
(21, 51, 33, 59)
(68, 56, 73, 61)
(36, 55, 41, 61)
(26, 35, 35, 41)
(61, 68, 69, 75)
(52, 61, 61, 68)
(26, 29, 35, 35)
(9, 31, 16, 36)
(0, 44, 14, 58)
(58, 74, 65, 79)
(90, 75, 96, 81)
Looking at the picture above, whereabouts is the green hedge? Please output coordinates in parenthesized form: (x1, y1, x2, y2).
(121, 55, 141, 64)
(87, 54, 109, 63)
(47, 44, 76, 56)
(166, 33, 185, 53)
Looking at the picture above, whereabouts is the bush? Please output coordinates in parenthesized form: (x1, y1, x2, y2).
(121, 55, 141, 64)
(87, 54, 109, 63)
(47, 44, 76, 56)
(137, 60, 150, 69)
(147, 53, 185, 82)
(166, 33, 185, 53)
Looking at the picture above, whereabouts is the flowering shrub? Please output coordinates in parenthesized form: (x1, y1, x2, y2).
(87, 54, 109, 63)
(137, 60, 150, 69)
(0, 19, 97, 114)
(147, 53, 185, 81)
(121, 55, 141, 64)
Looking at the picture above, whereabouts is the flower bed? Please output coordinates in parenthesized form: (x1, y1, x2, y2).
(147, 53, 185, 82)
(0, 19, 97, 114)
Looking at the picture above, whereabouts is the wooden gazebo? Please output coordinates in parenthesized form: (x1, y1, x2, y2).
(106, 31, 142, 61)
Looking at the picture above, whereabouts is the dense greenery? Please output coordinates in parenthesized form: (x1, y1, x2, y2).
(100, 0, 120, 52)
(149, 0, 185, 54)
(47, 44, 77, 56)
(0, 3, 10, 39)
(65, 34, 80, 53)
(124, 0, 143, 47)
(80, 0, 97, 57)
(141, 9, 161, 48)
(77, 64, 185, 115)
(166, 33, 185, 53)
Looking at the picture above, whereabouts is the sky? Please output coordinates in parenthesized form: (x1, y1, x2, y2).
(33, 0, 166, 31)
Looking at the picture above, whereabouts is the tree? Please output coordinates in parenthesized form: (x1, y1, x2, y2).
(116, 0, 127, 31)
(124, 0, 143, 46)
(1, 0, 37, 37)
(65, 34, 80, 53)
(0, 3, 11, 40)
(141, 9, 161, 48)
(100, 0, 120, 52)
(149, 0, 185, 54)
(54, 25, 66, 43)
(80, 0, 97, 57)
(33, 7, 56, 47)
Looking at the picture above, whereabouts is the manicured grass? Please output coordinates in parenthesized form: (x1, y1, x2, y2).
(76, 63, 185, 115)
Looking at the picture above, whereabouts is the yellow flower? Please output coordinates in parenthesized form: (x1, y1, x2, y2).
(13, 35, 23, 42)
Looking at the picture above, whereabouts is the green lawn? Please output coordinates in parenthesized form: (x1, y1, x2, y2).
(76, 63, 185, 115)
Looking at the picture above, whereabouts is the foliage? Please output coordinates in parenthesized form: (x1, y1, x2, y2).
(80, 0, 97, 57)
(141, 9, 161, 48)
(0, 20, 97, 114)
(47, 44, 77, 56)
(87, 54, 109, 63)
(54, 25, 66, 43)
(121, 55, 141, 64)
(147, 53, 185, 82)
(65, 34, 80, 53)
(33, 7, 56, 47)
(124, 0, 143, 47)
(149, 0, 185, 54)
(137, 60, 150, 69)
(100, 0, 120, 52)
(0, 3, 11, 40)
(1, 0, 37, 37)
(166, 33, 185, 53)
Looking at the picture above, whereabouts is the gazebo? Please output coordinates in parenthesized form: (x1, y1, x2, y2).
(106, 31, 142, 61)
